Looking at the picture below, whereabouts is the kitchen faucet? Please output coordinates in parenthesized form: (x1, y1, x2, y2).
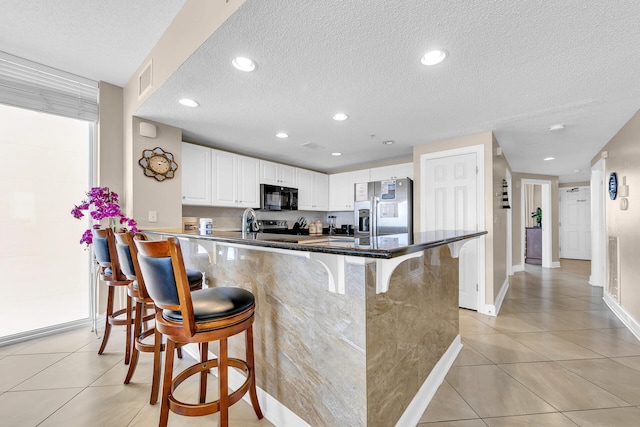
(241, 208, 259, 238)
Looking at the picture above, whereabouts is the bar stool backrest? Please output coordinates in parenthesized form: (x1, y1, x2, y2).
(93, 228, 124, 280)
(115, 231, 151, 299)
(134, 236, 197, 337)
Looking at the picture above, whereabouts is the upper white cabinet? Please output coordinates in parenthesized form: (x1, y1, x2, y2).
(369, 162, 414, 181)
(236, 155, 261, 208)
(211, 149, 260, 208)
(297, 168, 329, 211)
(182, 143, 212, 205)
(260, 160, 297, 187)
(182, 143, 259, 208)
(329, 169, 370, 211)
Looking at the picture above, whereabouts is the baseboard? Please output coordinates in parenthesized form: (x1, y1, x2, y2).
(395, 335, 463, 427)
(512, 263, 524, 272)
(478, 277, 509, 317)
(603, 294, 640, 342)
(551, 261, 561, 268)
(182, 343, 311, 427)
(493, 277, 510, 316)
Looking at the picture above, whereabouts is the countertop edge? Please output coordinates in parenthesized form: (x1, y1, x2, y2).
(143, 230, 487, 259)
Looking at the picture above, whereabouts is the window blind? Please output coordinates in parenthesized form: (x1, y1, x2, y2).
(0, 51, 98, 122)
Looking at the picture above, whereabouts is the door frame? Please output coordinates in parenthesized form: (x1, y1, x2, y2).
(590, 159, 606, 287)
(419, 144, 486, 313)
(506, 169, 513, 276)
(521, 178, 552, 268)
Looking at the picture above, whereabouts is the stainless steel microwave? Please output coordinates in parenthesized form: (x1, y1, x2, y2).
(260, 184, 298, 211)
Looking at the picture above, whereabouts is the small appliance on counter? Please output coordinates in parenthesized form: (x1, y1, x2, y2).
(182, 217, 199, 234)
(354, 178, 413, 238)
(199, 217, 214, 235)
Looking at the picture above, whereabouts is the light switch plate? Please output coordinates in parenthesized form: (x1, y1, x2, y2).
(149, 211, 157, 222)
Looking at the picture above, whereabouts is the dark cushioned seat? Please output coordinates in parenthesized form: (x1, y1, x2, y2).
(163, 287, 255, 322)
(186, 269, 203, 288)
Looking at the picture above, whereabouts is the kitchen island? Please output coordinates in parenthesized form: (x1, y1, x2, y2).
(145, 229, 485, 427)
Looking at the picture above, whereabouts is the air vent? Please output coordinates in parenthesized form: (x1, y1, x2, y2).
(138, 59, 153, 97)
(300, 142, 326, 150)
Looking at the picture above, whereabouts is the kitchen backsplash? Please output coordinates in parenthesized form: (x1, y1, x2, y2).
(182, 206, 353, 231)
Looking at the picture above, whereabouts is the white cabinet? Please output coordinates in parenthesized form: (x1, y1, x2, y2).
(369, 162, 414, 181)
(211, 149, 260, 208)
(297, 168, 329, 211)
(260, 160, 297, 187)
(236, 155, 261, 208)
(329, 169, 370, 211)
(181, 143, 212, 205)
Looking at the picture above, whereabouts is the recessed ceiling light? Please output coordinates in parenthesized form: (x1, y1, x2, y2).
(421, 49, 447, 66)
(544, 157, 555, 161)
(332, 112, 349, 121)
(382, 140, 395, 145)
(275, 132, 289, 139)
(574, 169, 581, 173)
(232, 56, 256, 72)
(331, 152, 342, 156)
(178, 98, 199, 108)
(549, 124, 565, 132)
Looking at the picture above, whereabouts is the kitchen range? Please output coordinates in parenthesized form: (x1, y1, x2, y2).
(256, 217, 354, 236)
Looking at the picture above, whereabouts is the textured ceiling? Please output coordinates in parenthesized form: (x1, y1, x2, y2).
(0, 0, 186, 86)
(3, 1, 640, 182)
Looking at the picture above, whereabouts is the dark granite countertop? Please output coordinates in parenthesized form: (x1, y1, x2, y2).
(144, 229, 487, 259)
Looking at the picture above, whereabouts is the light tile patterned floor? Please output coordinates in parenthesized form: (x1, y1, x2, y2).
(0, 321, 273, 426)
(2, 260, 639, 426)
(419, 259, 640, 427)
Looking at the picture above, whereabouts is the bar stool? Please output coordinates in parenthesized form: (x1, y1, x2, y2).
(135, 236, 263, 427)
(92, 228, 133, 364)
(114, 231, 203, 404)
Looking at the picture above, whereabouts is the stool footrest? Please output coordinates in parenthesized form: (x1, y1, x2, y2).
(168, 358, 252, 417)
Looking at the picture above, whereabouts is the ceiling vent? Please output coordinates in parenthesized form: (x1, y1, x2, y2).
(138, 59, 153, 98)
(300, 142, 325, 150)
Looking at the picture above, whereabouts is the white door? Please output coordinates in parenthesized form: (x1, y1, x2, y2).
(424, 153, 479, 310)
(560, 186, 591, 260)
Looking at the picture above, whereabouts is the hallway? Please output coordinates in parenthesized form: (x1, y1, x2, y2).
(419, 259, 640, 426)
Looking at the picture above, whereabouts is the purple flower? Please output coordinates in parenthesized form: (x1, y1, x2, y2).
(71, 186, 138, 247)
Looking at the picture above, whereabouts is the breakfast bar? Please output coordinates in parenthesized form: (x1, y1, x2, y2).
(146, 229, 485, 427)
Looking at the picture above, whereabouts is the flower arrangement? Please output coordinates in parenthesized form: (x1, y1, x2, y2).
(71, 186, 138, 246)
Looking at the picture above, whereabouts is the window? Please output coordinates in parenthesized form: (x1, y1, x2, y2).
(0, 103, 93, 340)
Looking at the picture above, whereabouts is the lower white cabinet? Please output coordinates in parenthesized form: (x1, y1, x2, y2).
(297, 168, 329, 211)
(329, 169, 370, 211)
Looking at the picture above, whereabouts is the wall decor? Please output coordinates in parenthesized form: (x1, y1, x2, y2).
(608, 172, 618, 200)
(139, 147, 178, 181)
(501, 179, 511, 209)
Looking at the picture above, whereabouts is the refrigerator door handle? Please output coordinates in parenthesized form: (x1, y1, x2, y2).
(371, 196, 379, 239)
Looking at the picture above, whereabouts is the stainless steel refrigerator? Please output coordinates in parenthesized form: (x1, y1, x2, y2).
(353, 178, 413, 238)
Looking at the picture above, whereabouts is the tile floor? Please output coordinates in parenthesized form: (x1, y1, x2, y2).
(2, 260, 639, 426)
(419, 259, 640, 427)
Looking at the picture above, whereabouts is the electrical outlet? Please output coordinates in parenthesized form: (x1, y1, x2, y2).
(148, 211, 157, 222)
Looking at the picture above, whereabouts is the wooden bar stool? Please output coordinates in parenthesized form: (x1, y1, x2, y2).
(135, 236, 263, 427)
(114, 231, 203, 404)
(92, 228, 133, 364)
